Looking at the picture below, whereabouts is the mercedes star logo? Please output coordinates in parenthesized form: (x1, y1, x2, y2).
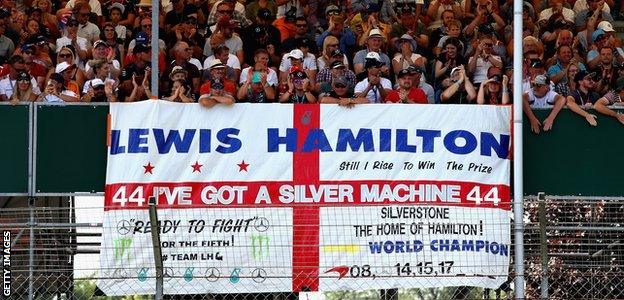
(117, 220, 132, 235)
(205, 267, 220, 282)
(254, 217, 270, 232)
(252, 268, 267, 283)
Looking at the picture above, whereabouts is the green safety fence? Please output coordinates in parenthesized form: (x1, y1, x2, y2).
(0, 103, 29, 195)
(0, 104, 622, 196)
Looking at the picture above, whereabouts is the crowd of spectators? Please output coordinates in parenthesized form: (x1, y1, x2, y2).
(0, 0, 623, 129)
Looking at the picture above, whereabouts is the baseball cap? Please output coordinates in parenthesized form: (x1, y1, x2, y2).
(290, 69, 307, 79)
(325, 5, 340, 14)
(397, 68, 411, 78)
(592, 29, 606, 42)
(287, 49, 304, 60)
(532, 74, 549, 86)
(207, 59, 226, 69)
(135, 32, 149, 45)
(93, 40, 109, 49)
(332, 76, 349, 87)
(257, 8, 272, 20)
(91, 78, 105, 87)
(331, 60, 346, 69)
(597, 21, 615, 32)
(109, 2, 125, 14)
(55, 61, 75, 73)
(133, 43, 150, 53)
(573, 70, 595, 83)
(295, 37, 311, 48)
(16, 72, 31, 82)
(331, 49, 343, 57)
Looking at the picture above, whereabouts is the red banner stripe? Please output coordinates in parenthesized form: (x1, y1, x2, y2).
(103, 180, 511, 211)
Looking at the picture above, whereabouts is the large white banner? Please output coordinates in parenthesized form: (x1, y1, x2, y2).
(99, 101, 511, 295)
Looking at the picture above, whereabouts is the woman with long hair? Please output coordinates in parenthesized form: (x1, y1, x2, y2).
(100, 22, 125, 66)
(554, 61, 581, 98)
(317, 36, 349, 70)
(477, 67, 510, 104)
(47, 46, 86, 89)
(9, 72, 38, 103)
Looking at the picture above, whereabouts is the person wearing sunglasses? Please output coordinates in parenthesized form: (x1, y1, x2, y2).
(386, 68, 427, 104)
(9, 72, 38, 102)
(72, 1, 100, 46)
(320, 76, 368, 108)
(467, 37, 502, 86)
(19, 44, 48, 91)
(0, 55, 41, 102)
(565, 70, 601, 126)
(55, 19, 89, 69)
(280, 69, 316, 103)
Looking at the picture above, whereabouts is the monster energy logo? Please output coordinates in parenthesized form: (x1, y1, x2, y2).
(114, 237, 133, 263)
(250, 235, 270, 260)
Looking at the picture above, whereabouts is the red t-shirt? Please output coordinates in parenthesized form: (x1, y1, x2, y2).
(199, 79, 237, 97)
(386, 87, 427, 104)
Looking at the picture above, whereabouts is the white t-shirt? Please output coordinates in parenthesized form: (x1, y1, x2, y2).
(128, 38, 167, 53)
(203, 54, 241, 70)
(56, 36, 89, 70)
(0, 77, 41, 99)
(526, 90, 560, 108)
(203, 35, 243, 58)
(573, 0, 610, 14)
(82, 78, 116, 94)
(354, 77, 393, 103)
(239, 67, 278, 86)
(279, 53, 317, 73)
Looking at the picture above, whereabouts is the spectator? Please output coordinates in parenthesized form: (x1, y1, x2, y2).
(107, 3, 127, 42)
(354, 53, 392, 103)
(165, 0, 199, 33)
(204, 44, 241, 83)
(65, 0, 102, 19)
(86, 40, 121, 80)
(9, 72, 37, 102)
(51, 48, 85, 88)
(317, 37, 349, 70)
(554, 61, 582, 97)
(163, 41, 201, 95)
(128, 18, 166, 53)
(37, 73, 79, 102)
(407, 66, 435, 104)
(199, 59, 236, 107)
(55, 61, 81, 96)
(83, 59, 116, 97)
(435, 19, 464, 57)
(56, 19, 89, 69)
(207, 0, 251, 31)
(278, 46, 317, 85)
(74, 2, 100, 46)
(205, 15, 244, 65)
(316, 60, 357, 94)
(316, 14, 356, 57)
(119, 44, 152, 102)
(32, 0, 59, 38)
(386, 68, 427, 104)
(548, 45, 585, 84)
(282, 17, 317, 54)
(164, 79, 194, 102)
(523, 59, 549, 93)
(566, 70, 600, 126)
(240, 49, 279, 87)
(575, 0, 613, 31)
(237, 68, 276, 102)
(440, 65, 477, 104)
(392, 34, 426, 75)
(246, 0, 278, 22)
(538, 0, 576, 24)
(522, 75, 566, 134)
(389, 5, 428, 52)
(0, 21, 13, 59)
(468, 36, 503, 86)
(435, 38, 467, 85)
(427, 0, 463, 30)
(81, 78, 117, 102)
(280, 68, 316, 103)
(430, 9, 456, 50)
(0, 55, 41, 102)
(20, 44, 47, 91)
(100, 23, 125, 66)
(242, 9, 281, 66)
(353, 28, 391, 76)
(320, 76, 368, 107)
(593, 46, 617, 95)
(594, 77, 624, 124)
(477, 67, 510, 104)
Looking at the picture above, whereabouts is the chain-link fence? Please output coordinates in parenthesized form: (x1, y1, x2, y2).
(1, 195, 622, 299)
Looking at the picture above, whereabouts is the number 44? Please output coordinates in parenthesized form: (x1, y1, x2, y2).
(466, 186, 500, 206)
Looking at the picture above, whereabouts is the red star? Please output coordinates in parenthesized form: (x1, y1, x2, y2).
(191, 161, 203, 173)
(143, 162, 154, 174)
(237, 160, 249, 172)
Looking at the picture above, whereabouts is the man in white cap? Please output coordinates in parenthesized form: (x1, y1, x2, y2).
(354, 52, 392, 103)
(85, 40, 121, 79)
(353, 28, 391, 76)
(523, 74, 566, 134)
(278, 48, 317, 85)
(199, 59, 236, 108)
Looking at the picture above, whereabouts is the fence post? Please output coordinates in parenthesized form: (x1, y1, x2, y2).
(148, 196, 164, 300)
(28, 197, 35, 300)
(538, 193, 548, 299)
(380, 288, 398, 300)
